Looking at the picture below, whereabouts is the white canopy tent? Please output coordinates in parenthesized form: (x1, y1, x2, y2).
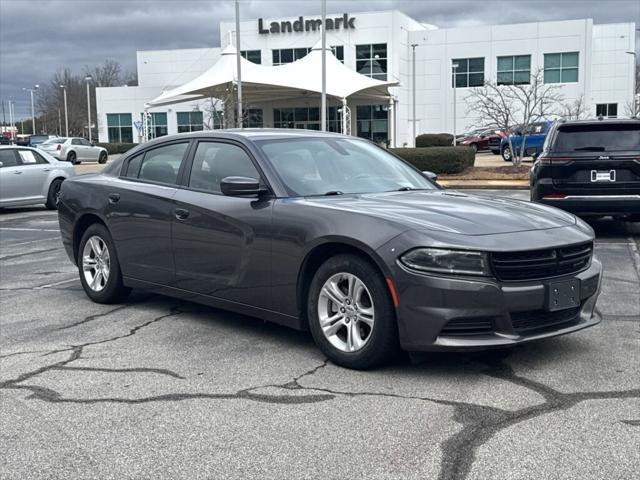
(147, 41, 399, 141)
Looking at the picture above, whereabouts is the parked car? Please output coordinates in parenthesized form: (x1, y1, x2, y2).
(458, 128, 497, 152)
(38, 137, 108, 164)
(501, 121, 553, 161)
(0, 146, 75, 209)
(0, 137, 12, 145)
(531, 118, 640, 221)
(488, 129, 508, 155)
(58, 130, 601, 369)
(26, 134, 55, 147)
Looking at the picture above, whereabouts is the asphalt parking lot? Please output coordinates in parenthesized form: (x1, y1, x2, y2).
(1, 191, 639, 480)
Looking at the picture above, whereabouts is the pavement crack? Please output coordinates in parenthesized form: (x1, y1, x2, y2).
(56, 304, 130, 330)
(54, 365, 185, 379)
(0, 247, 61, 261)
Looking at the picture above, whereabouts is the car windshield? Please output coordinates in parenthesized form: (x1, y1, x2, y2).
(554, 124, 640, 152)
(258, 137, 436, 197)
(43, 137, 66, 144)
(30, 135, 49, 143)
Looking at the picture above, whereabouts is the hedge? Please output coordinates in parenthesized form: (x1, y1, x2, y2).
(390, 147, 475, 174)
(415, 133, 454, 148)
(96, 143, 137, 155)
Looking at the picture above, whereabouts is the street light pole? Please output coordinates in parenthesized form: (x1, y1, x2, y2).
(85, 76, 92, 142)
(411, 43, 418, 146)
(60, 85, 69, 136)
(23, 85, 39, 133)
(625, 52, 637, 116)
(320, 0, 327, 132)
(235, 0, 243, 128)
(452, 63, 459, 145)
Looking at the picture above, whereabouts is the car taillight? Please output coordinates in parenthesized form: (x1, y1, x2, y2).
(543, 193, 567, 199)
(537, 156, 571, 166)
(57, 144, 61, 150)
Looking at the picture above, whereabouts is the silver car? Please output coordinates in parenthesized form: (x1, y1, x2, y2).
(38, 137, 108, 164)
(0, 146, 75, 209)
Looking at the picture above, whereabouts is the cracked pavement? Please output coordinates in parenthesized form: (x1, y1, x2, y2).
(1, 192, 639, 479)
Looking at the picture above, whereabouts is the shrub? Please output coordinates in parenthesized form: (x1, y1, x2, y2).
(415, 133, 454, 148)
(390, 147, 475, 174)
(96, 142, 137, 155)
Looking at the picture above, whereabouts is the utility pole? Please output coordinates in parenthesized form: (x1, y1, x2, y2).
(411, 44, 418, 146)
(452, 63, 459, 145)
(23, 85, 39, 133)
(2, 99, 5, 130)
(85, 76, 92, 141)
(320, 0, 327, 131)
(61, 85, 69, 136)
(235, 0, 243, 128)
(58, 108, 62, 136)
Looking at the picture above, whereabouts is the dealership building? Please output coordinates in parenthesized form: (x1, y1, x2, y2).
(96, 10, 637, 147)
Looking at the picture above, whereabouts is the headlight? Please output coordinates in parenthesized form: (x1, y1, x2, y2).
(400, 248, 491, 276)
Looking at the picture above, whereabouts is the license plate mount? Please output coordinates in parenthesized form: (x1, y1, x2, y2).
(547, 279, 580, 312)
(591, 170, 616, 182)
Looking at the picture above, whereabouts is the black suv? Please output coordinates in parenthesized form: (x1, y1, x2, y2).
(531, 118, 640, 221)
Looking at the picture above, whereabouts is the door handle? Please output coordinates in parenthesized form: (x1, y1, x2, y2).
(42, 168, 51, 172)
(108, 193, 120, 203)
(174, 208, 190, 220)
(13, 171, 22, 174)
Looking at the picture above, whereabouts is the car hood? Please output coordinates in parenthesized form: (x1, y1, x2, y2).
(298, 190, 577, 235)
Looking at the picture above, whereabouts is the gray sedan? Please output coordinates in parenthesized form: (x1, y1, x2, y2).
(57, 130, 602, 369)
(0, 146, 75, 209)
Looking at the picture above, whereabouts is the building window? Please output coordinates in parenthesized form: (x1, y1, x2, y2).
(177, 111, 203, 133)
(356, 44, 387, 80)
(106, 113, 133, 143)
(241, 50, 261, 64)
(273, 107, 320, 130)
(497, 55, 531, 85)
(452, 58, 485, 88)
(327, 107, 342, 132)
(356, 104, 388, 144)
(145, 112, 168, 139)
(242, 108, 264, 128)
(272, 48, 310, 65)
(544, 52, 578, 83)
(331, 45, 344, 63)
(596, 103, 618, 118)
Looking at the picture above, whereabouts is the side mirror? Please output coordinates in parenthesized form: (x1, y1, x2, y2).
(422, 171, 438, 182)
(531, 152, 539, 160)
(220, 176, 265, 196)
(0, 161, 3, 167)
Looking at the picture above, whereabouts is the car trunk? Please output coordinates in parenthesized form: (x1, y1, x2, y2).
(551, 123, 640, 195)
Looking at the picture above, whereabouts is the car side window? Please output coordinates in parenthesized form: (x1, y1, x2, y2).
(124, 153, 144, 178)
(80, 139, 91, 146)
(188, 142, 261, 194)
(136, 143, 189, 185)
(17, 150, 48, 165)
(71, 139, 80, 145)
(0, 150, 19, 168)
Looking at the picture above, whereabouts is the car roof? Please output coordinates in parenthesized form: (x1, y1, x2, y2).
(557, 117, 640, 126)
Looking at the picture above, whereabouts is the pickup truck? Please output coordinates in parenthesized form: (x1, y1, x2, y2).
(500, 121, 553, 161)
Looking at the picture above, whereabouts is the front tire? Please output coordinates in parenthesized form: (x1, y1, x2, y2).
(45, 178, 63, 210)
(78, 224, 131, 304)
(502, 146, 512, 162)
(307, 254, 399, 369)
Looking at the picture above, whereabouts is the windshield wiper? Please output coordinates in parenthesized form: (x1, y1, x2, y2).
(574, 146, 606, 151)
(396, 186, 414, 191)
(323, 190, 344, 196)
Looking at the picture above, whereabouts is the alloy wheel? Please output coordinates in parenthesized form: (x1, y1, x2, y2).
(82, 236, 110, 292)
(317, 272, 375, 353)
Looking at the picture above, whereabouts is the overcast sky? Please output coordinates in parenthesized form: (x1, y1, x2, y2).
(1, 0, 639, 119)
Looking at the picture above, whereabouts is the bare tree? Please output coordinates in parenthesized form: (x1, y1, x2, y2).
(466, 69, 564, 166)
(562, 95, 587, 120)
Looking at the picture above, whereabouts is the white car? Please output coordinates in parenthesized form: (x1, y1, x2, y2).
(0, 146, 76, 209)
(38, 137, 108, 164)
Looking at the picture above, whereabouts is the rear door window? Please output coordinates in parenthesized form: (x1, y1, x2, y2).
(17, 150, 48, 165)
(135, 143, 189, 185)
(0, 149, 19, 167)
(554, 124, 640, 152)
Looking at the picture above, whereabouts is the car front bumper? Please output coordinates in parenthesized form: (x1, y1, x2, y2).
(391, 258, 602, 351)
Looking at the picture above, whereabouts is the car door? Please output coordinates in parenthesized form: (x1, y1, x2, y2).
(70, 139, 84, 160)
(13, 149, 51, 202)
(80, 138, 99, 161)
(0, 149, 23, 203)
(105, 140, 191, 285)
(525, 122, 547, 155)
(171, 139, 273, 309)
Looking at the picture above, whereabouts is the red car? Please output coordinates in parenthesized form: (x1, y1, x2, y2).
(459, 128, 499, 152)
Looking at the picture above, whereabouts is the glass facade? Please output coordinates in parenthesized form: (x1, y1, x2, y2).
(273, 107, 320, 130)
(452, 58, 485, 87)
(241, 50, 262, 64)
(242, 108, 264, 128)
(272, 48, 311, 65)
(176, 111, 203, 133)
(331, 46, 344, 63)
(544, 52, 579, 83)
(356, 104, 388, 144)
(596, 103, 618, 118)
(356, 44, 387, 80)
(107, 113, 133, 143)
(497, 55, 531, 85)
(147, 112, 168, 139)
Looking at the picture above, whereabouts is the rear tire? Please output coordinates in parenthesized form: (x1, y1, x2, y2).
(98, 151, 108, 164)
(502, 146, 512, 162)
(307, 254, 399, 369)
(67, 151, 79, 165)
(78, 223, 131, 304)
(469, 143, 478, 153)
(45, 178, 63, 210)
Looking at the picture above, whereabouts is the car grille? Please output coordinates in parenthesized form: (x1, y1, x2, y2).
(439, 317, 494, 336)
(490, 242, 592, 281)
(510, 307, 581, 335)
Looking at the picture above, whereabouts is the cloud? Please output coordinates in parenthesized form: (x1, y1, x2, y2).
(1, 0, 638, 119)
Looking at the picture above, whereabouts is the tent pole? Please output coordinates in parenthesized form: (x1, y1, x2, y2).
(320, 0, 326, 131)
(235, 0, 243, 128)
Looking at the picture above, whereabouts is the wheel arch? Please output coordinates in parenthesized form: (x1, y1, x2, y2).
(72, 212, 109, 263)
(296, 238, 393, 330)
